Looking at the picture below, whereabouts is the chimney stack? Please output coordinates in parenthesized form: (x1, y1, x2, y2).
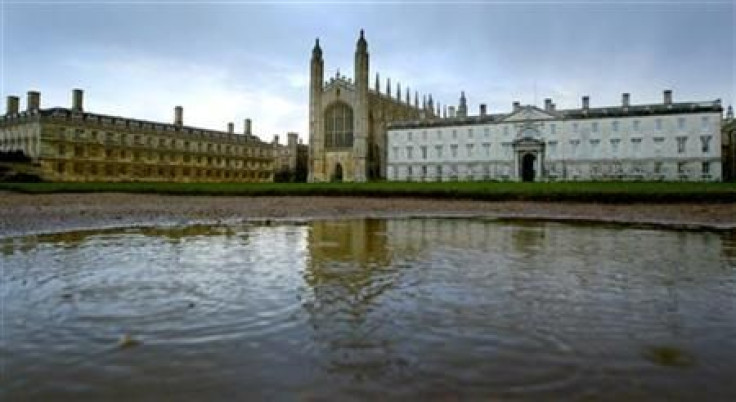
(582, 96, 590, 110)
(512, 101, 520, 112)
(174, 106, 183, 126)
(273, 134, 279, 145)
(480, 104, 487, 117)
(544, 98, 552, 111)
(663, 89, 672, 106)
(228, 122, 234, 134)
(622, 92, 630, 108)
(6, 96, 19, 115)
(550, 103, 556, 111)
(245, 119, 252, 136)
(72, 88, 84, 112)
(26, 91, 40, 112)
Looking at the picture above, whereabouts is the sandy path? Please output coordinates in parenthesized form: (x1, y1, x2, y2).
(1, 192, 735, 237)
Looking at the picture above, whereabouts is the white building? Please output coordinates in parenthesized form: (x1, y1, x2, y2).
(387, 90, 723, 182)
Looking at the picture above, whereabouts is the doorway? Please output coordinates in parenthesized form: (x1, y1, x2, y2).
(521, 153, 536, 182)
(333, 163, 343, 182)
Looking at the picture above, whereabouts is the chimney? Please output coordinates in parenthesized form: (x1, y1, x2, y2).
(288, 132, 298, 146)
(512, 101, 520, 112)
(6, 96, 19, 115)
(622, 92, 630, 108)
(582, 96, 590, 110)
(26, 91, 40, 112)
(273, 134, 279, 145)
(227, 122, 235, 134)
(663, 89, 672, 106)
(174, 106, 183, 126)
(72, 88, 84, 112)
(479, 104, 487, 117)
(544, 98, 552, 111)
(550, 103, 556, 111)
(245, 119, 252, 135)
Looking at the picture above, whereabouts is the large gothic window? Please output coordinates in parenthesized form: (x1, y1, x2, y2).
(324, 102, 354, 149)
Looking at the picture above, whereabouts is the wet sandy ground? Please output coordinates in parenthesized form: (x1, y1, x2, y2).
(1, 192, 735, 237)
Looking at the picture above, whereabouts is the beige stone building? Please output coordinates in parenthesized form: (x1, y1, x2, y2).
(309, 30, 437, 182)
(0, 89, 274, 182)
(272, 132, 308, 182)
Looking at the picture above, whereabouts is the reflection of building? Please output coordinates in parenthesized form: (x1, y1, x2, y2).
(307, 219, 392, 266)
(723, 106, 735, 181)
(388, 91, 725, 182)
(0, 90, 274, 182)
(308, 31, 426, 182)
(272, 132, 308, 182)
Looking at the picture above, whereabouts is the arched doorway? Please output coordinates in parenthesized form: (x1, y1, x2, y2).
(521, 153, 536, 182)
(333, 163, 343, 182)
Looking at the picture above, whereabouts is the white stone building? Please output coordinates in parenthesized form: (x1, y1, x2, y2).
(387, 90, 724, 182)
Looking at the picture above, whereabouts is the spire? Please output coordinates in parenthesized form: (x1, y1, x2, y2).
(386, 78, 391, 96)
(437, 103, 441, 116)
(406, 87, 410, 104)
(415, 91, 419, 108)
(375, 72, 380, 92)
(396, 82, 401, 101)
(728, 105, 734, 121)
(443, 105, 448, 118)
(311, 38, 322, 59)
(458, 90, 468, 117)
(356, 29, 367, 53)
(428, 94, 434, 111)
(422, 95, 426, 109)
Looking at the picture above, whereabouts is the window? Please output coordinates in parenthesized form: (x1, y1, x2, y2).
(654, 162, 663, 174)
(392, 147, 399, 159)
(655, 119, 662, 131)
(452, 130, 457, 139)
(550, 124, 556, 135)
(612, 121, 619, 132)
(592, 122, 599, 132)
(408, 132, 413, 141)
(701, 116, 710, 130)
(610, 138, 621, 153)
(573, 123, 579, 132)
(702, 162, 710, 175)
(483, 143, 490, 156)
(654, 137, 665, 154)
(631, 138, 642, 154)
(466, 144, 474, 157)
(590, 139, 600, 156)
(548, 141, 557, 156)
(421, 165, 427, 178)
(700, 135, 712, 153)
(503, 126, 509, 136)
(422, 131, 427, 141)
(324, 102, 354, 148)
(484, 127, 490, 138)
(435, 145, 443, 158)
(436, 130, 442, 140)
(468, 128, 473, 138)
(450, 144, 458, 158)
(406, 146, 413, 160)
(678, 162, 687, 174)
(421, 146, 427, 159)
(677, 136, 688, 154)
(633, 120, 641, 132)
(677, 117, 686, 130)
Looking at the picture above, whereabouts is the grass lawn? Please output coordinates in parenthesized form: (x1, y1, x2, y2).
(1, 181, 736, 203)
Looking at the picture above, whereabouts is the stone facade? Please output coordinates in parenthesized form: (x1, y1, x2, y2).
(388, 91, 724, 182)
(309, 31, 432, 182)
(272, 132, 308, 182)
(0, 90, 274, 182)
(723, 106, 735, 181)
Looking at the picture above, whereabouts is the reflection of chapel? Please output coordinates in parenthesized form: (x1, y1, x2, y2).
(308, 30, 431, 182)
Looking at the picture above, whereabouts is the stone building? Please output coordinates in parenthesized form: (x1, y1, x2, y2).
(309, 30, 437, 182)
(0, 89, 274, 182)
(272, 132, 308, 182)
(723, 105, 736, 181)
(387, 90, 724, 182)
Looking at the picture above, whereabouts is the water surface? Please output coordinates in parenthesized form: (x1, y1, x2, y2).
(2, 219, 736, 400)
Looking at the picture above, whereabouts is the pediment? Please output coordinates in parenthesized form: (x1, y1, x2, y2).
(502, 106, 557, 122)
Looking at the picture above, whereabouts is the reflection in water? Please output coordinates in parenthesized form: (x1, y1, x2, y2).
(2, 219, 736, 400)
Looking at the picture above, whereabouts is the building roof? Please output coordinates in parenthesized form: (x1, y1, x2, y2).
(388, 100, 723, 130)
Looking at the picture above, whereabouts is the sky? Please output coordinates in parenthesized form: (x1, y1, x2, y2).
(2, 0, 734, 143)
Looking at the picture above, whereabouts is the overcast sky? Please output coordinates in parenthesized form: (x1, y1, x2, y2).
(2, 0, 734, 143)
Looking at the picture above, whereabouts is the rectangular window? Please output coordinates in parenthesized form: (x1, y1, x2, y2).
(406, 146, 413, 160)
(573, 123, 579, 132)
(631, 138, 642, 154)
(435, 145, 443, 158)
(570, 139, 580, 156)
(421, 146, 427, 159)
(677, 136, 688, 154)
(590, 139, 600, 156)
(452, 130, 457, 139)
(503, 126, 509, 136)
(612, 121, 619, 132)
(392, 147, 399, 159)
(655, 119, 662, 131)
(483, 143, 490, 156)
(468, 128, 473, 138)
(422, 131, 427, 141)
(407, 132, 413, 141)
(633, 120, 641, 132)
(678, 117, 686, 130)
(436, 130, 442, 140)
(610, 138, 621, 153)
(451, 144, 458, 158)
(654, 162, 663, 174)
(548, 141, 558, 156)
(678, 162, 687, 174)
(700, 135, 711, 153)
(550, 124, 556, 135)
(592, 122, 599, 132)
(701, 116, 710, 130)
(466, 144, 474, 157)
(484, 127, 490, 138)
(702, 162, 710, 175)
